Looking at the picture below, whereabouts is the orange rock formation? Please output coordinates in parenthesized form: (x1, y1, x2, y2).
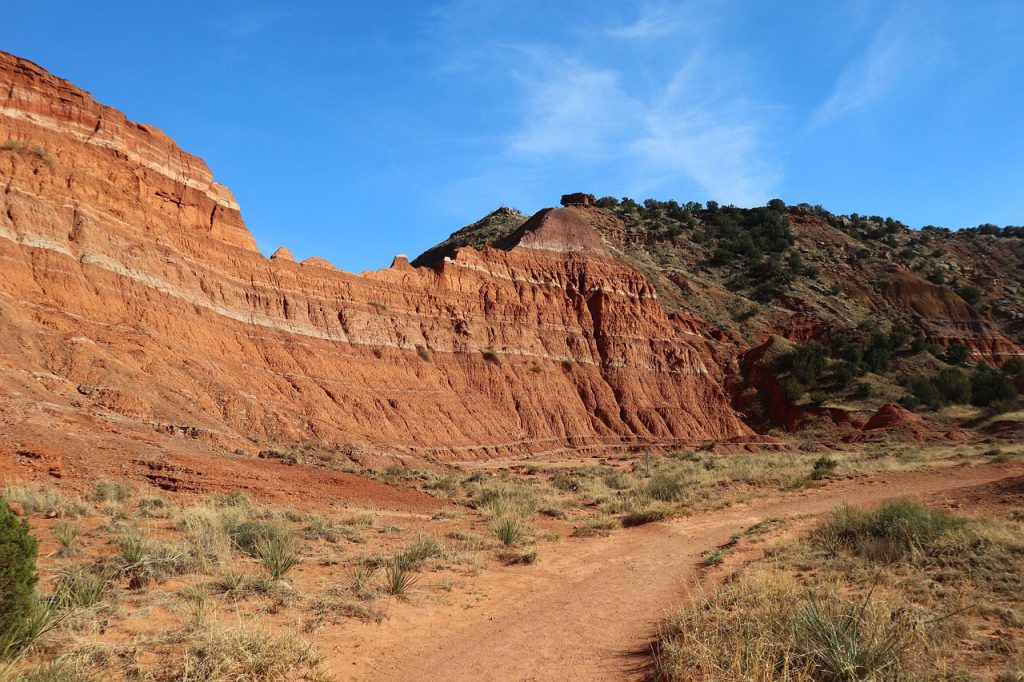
(0, 51, 750, 464)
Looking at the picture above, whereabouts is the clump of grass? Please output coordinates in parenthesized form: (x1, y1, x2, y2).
(209, 570, 249, 597)
(136, 495, 173, 518)
(646, 473, 688, 503)
(603, 470, 633, 490)
(1, 486, 86, 518)
(396, 535, 444, 568)
(88, 478, 131, 504)
(383, 557, 419, 597)
(176, 505, 238, 570)
(169, 622, 322, 681)
(1, 140, 54, 165)
(256, 533, 302, 580)
(816, 500, 965, 561)
(302, 515, 342, 543)
(703, 549, 725, 566)
(229, 520, 290, 557)
(573, 514, 620, 537)
(53, 521, 80, 556)
(655, 569, 928, 681)
(347, 564, 379, 600)
(54, 568, 109, 609)
(491, 515, 529, 547)
(622, 501, 674, 527)
(501, 549, 539, 565)
(341, 512, 376, 527)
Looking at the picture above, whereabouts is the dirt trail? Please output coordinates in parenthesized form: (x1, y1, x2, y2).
(326, 464, 1024, 681)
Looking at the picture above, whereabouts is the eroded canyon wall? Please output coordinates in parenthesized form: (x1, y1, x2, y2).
(0, 51, 750, 463)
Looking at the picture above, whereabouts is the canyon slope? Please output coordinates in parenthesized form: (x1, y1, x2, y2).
(0, 51, 751, 475)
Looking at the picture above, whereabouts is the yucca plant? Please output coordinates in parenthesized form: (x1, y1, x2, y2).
(54, 568, 109, 609)
(256, 534, 301, 580)
(52, 521, 80, 556)
(383, 556, 419, 597)
(114, 531, 149, 567)
(491, 515, 528, 547)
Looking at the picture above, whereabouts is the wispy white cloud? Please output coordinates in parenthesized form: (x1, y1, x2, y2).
(811, 5, 946, 126)
(502, 45, 779, 204)
(605, 1, 723, 41)
(505, 51, 630, 158)
(607, 4, 686, 40)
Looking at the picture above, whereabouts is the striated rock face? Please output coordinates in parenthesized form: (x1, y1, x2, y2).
(0, 51, 750, 463)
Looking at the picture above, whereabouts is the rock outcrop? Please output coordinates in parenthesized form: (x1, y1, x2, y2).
(0, 51, 750, 464)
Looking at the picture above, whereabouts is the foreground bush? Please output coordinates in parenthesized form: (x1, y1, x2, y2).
(0, 500, 38, 658)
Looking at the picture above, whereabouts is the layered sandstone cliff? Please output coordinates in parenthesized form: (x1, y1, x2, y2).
(0, 51, 751, 464)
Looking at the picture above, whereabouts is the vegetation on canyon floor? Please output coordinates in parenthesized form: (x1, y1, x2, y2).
(654, 500, 1024, 680)
(1, 442, 1020, 680)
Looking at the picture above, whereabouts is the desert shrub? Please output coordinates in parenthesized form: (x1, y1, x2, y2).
(934, 367, 970, 404)
(481, 350, 501, 364)
(0, 500, 39, 658)
(781, 379, 806, 404)
(415, 344, 431, 361)
(971, 365, 1018, 407)
(0, 140, 53, 165)
(810, 456, 838, 480)
(850, 381, 873, 400)
(905, 375, 942, 410)
(703, 549, 725, 566)
(602, 470, 633, 490)
(944, 343, 971, 366)
(781, 342, 828, 385)
(1001, 357, 1024, 375)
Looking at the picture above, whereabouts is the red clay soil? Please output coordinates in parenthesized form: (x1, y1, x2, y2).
(863, 403, 924, 430)
(323, 463, 1024, 681)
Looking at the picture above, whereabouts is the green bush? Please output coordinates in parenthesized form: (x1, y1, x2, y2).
(971, 365, 1018, 407)
(934, 367, 970, 404)
(1000, 356, 1024, 375)
(944, 343, 971, 366)
(811, 456, 838, 480)
(0, 500, 38, 657)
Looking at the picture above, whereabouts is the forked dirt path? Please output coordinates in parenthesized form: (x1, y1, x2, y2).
(326, 463, 1024, 681)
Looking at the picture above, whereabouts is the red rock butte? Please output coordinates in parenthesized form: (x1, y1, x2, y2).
(0, 51, 752, 467)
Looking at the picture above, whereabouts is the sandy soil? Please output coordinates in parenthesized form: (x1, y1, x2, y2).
(323, 463, 1024, 681)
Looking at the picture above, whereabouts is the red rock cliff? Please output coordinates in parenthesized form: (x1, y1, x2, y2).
(0, 51, 750, 462)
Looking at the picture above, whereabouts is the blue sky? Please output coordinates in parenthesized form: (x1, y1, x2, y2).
(5, 1, 1024, 271)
